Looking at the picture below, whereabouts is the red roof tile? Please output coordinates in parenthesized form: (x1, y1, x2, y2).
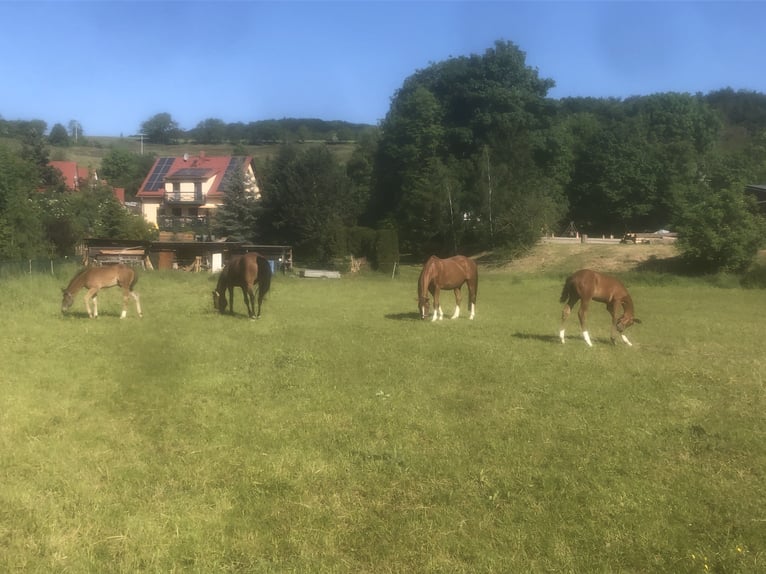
(137, 153, 253, 199)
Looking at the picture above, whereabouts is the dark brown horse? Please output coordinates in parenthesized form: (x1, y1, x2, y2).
(212, 252, 272, 319)
(559, 269, 640, 346)
(418, 255, 478, 321)
(61, 264, 142, 319)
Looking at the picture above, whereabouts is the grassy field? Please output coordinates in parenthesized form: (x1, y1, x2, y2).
(1, 244, 765, 572)
(29, 136, 356, 171)
(0, 135, 358, 169)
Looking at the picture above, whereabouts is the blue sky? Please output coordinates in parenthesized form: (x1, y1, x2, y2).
(1, 1, 764, 136)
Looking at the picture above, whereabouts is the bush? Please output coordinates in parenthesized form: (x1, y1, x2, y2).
(348, 226, 377, 258)
(675, 186, 765, 273)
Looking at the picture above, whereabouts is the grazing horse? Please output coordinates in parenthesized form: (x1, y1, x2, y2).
(418, 255, 478, 321)
(212, 252, 272, 319)
(61, 264, 142, 319)
(559, 269, 640, 347)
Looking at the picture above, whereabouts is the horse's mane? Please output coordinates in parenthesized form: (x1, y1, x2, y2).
(65, 267, 91, 292)
(215, 265, 230, 292)
(418, 257, 438, 300)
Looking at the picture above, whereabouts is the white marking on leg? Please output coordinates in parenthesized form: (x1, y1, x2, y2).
(133, 292, 142, 317)
(93, 296, 98, 318)
(431, 309, 438, 322)
(120, 310, 127, 319)
(469, 302, 475, 320)
(621, 334, 632, 346)
(451, 306, 460, 319)
(582, 331, 593, 347)
(559, 329, 566, 344)
(437, 306, 444, 320)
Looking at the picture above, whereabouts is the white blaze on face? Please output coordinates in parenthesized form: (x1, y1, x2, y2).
(582, 331, 593, 347)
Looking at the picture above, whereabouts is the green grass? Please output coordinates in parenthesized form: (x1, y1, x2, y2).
(1, 261, 764, 572)
(42, 137, 358, 171)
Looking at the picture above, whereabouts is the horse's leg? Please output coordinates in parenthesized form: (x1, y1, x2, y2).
(120, 287, 130, 319)
(432, 287, 442, 321)
(560, 297, 576, 343)
(131, 291, 142, 318)
(85, 288, 99, 318)
(450, 288, 461, 319)
(578, 299, 593, 347)
(467, 278, 477, 320)
(611, 300, 632, 346)
(607, 301, 618, 345)
(84, 293, 93, 318)
(255, 285, 263, 318)
(246, 285, 256, 319)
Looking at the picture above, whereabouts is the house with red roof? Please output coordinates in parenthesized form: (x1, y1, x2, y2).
(50, 160, 92, 191)
(136, 152, 259, 233)
(48, 160, 126, 205)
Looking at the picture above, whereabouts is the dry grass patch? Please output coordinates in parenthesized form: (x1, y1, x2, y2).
(494, 241, 679, 275)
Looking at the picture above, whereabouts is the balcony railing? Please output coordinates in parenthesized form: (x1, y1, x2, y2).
(158, 215, 211, 234)
(164, 190, 204, 205)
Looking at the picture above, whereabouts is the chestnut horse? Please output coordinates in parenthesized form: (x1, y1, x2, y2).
(212, 252, 272, 319)
(61, 263, 142, 319)
(559, 269, 640, 346)
(418, 255, 478, 321)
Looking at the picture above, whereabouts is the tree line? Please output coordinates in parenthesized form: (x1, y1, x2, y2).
(2, 40, 765, 272)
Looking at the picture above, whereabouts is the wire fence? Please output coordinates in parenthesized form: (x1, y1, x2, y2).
(0, 258, 80, 280)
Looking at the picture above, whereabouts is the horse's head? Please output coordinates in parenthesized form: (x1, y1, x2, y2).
(616, 314, 640, 332)
(212, 290, 228, 313)
(61, 289, 74, 313)
(418, 296, 430, 320)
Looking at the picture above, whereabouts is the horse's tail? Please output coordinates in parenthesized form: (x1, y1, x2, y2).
(256, 255, 272, 298)
(559, 275, 572, 303)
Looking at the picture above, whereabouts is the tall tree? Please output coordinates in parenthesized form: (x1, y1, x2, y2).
(100, 148, 157, 200)
(191, 118, 227, 145)
(140, 113, 180, 145)
(48, 123, 70, 146)
(258, 145, 358, 260)
(371, 40, 561, 255)
(0, 145, 49, 258)
(212, 161, 260, 242)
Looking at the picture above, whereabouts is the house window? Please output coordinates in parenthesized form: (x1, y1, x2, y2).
(195, 182, 202, 201)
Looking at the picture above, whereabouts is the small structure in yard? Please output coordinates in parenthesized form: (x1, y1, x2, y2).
(82, 238, 292, 274)
(623, 231, 678, 244)
(300, 269, 342, 279)
(82, 239, 150, 268)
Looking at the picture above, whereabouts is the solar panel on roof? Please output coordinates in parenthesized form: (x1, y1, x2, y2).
(144, 157, 174, 190)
